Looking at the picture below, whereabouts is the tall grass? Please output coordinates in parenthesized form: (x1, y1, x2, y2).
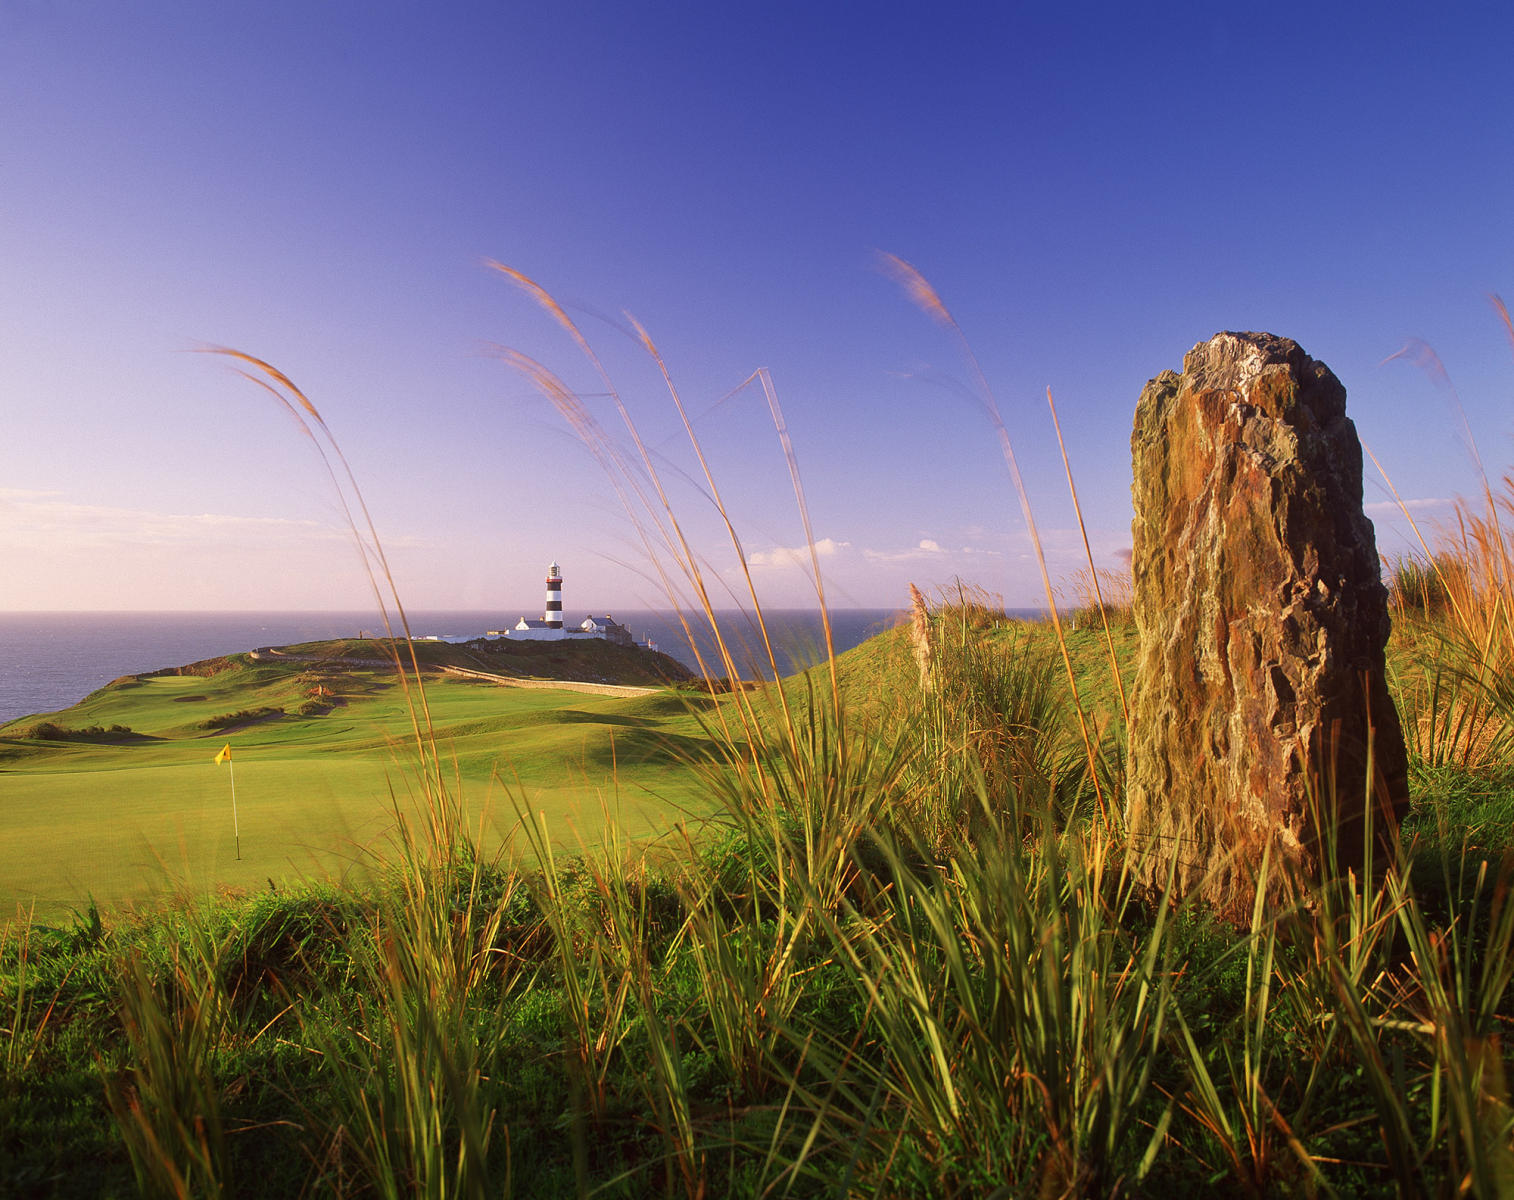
(94, 354, 524, 1198)
(296, 840, 522, 1199)
(13, 271, 1510, 1196)
(0, 912, 67, 1084)
(878, 254, 1109, 820)
(1377, 306, 1514, 772)
(1386, 529, 1513, 773)
(794, 790, 1175, 1196)
(102, 914, 241, 1198)
(903, 586, 1098, 852)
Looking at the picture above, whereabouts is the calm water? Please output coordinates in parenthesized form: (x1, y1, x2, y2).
(0, 609, 904, 724)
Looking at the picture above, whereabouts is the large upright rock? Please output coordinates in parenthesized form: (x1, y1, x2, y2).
(1125, 332, 1408, 909)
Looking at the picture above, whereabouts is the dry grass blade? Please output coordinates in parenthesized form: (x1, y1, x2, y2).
(1046, 386, 1128, 727)
(1383, 336, 1506, 563)
(622, 316, 802, 740)
(200, 348, 443, 794)
(877, 251, 953, 326)
(488, 345, 752, 758)
(880, 253, 1107, 818)
(908, 582, 933, 689)
(755, 367, 840, 710)
(487, 265, 768, 704)
(1364, 441, 1471, 634)
(1, 913, 71, 1079)
(489, 264, 860, 814)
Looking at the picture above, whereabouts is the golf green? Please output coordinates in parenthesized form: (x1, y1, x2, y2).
(0, 659, 722, 920)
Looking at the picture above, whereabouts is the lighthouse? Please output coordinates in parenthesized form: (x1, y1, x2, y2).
(544, 562, 563, 629)
(495, 560, 651, 647)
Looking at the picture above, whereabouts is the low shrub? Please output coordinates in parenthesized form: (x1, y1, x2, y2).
(198, 706, 282, 730)
(23, 722, 133, 741)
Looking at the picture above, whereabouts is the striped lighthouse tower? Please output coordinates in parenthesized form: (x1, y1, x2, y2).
(544, 562, 564, 629)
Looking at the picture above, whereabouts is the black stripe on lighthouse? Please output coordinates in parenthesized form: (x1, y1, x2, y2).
(545, 563, 564, 628)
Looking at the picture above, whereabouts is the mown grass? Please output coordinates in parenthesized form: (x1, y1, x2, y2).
(6, 276, 1514, 1197)
(0, 653, 718, 920)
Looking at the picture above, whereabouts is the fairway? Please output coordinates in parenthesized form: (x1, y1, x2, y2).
(0, 657, 721, 921)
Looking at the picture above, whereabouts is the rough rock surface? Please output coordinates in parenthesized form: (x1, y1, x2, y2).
(1125, 332, 1408, 909)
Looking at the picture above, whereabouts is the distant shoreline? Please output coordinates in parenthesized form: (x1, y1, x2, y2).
(0, 607, 950, 724)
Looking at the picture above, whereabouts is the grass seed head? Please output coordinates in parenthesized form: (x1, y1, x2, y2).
(908, 582, 934, 688)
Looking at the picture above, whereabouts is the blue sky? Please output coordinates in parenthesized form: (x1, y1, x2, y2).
(2, 1, 1511, 614)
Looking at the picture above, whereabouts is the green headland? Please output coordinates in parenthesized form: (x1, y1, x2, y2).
(0, 635, 706, 920)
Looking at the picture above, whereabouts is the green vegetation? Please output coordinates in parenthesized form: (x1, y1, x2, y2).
(4, 600, 1512, 1197)
(0, 644, 713, 921)
(6, 283, 1514, 1195)
(21, 722, 134, 742)
(196, 707, 283, 730)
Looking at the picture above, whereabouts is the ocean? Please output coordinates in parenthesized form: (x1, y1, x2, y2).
(0, 608, 905, 725)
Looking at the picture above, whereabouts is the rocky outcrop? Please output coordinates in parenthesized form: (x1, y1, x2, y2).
(1125, 332, 1408, 910)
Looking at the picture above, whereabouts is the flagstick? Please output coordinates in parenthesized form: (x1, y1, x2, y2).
(229, 757, 241, 860)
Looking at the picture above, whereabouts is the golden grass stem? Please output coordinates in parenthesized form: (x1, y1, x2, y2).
(1364, 441, 1461, 619)
(487, 265, 782, 752)
(1046, 385, 1129, 728)
(755, 367, 841, 715)
(205, 350, 446, 805)
(625, 319, 806, 745)
(879, 253, 1107, 819)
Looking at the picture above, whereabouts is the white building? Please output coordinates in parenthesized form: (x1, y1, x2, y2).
(507, 616, 568, 642)
(496, 563, 656, 650)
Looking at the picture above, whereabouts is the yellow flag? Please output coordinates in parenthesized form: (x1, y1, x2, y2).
(214, 743, 231, 766)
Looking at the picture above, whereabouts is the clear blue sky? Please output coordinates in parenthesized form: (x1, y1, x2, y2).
(3, 1, 1511, 614)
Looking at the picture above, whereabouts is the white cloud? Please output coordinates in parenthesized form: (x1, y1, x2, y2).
(694, 525, 1135, 608)
(862, 538, 1000, 564)
(0, 489, 429, 552)
(0, 492, 344, 552)
(746, 537, 850, 568)
(0, 488, 444, 608)
(1363, 497, 1453, 517)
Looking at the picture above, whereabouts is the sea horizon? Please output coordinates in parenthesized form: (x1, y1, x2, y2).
(0, 606, 961, 725)
(0, 605, 1056, 725)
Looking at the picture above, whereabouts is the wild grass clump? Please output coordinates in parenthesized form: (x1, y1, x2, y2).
(1388, 551, 1460, 617)
(1380, 310, 1514, 774)
(102, 916, 240, 1198)
(1386, 536, 1510, 772)
(1061, 565, 1134, 631)
(783, 787, 1174, 1197)
(902, 585, 1097, 851)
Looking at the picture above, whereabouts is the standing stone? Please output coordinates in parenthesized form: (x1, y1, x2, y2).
(1125, 332, 1408, 910)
